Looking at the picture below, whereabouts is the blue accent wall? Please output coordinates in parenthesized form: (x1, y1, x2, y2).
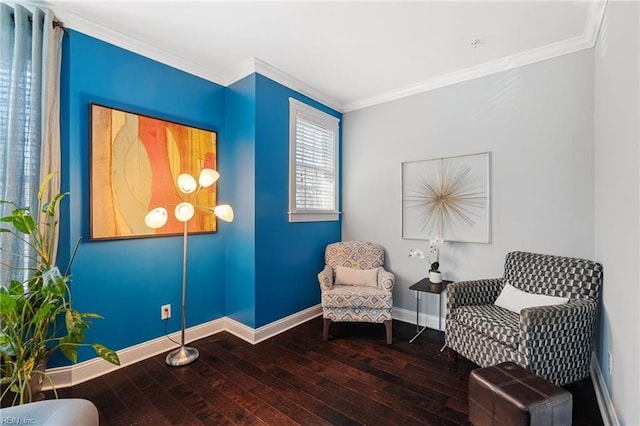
(254, 75, 341, 327)
(55, 29, 341, 365)
(223, 74, 342, 328)
(59, 30, 228, 364)
(224, 75, 257, 327)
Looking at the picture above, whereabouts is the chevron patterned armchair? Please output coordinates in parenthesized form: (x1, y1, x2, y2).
(445, 251, 602, 386)
(318, 241, 395, 344)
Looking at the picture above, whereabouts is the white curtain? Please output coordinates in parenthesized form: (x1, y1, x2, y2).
(0, 3, 63, 286)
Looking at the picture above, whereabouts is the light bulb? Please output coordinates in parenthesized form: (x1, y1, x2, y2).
(144, 207, 168, 229)
(177, 174, 197, 194)
(198, 168, 219, 188)
(175, 202, 195, 222)
(213, 204, 234, 222)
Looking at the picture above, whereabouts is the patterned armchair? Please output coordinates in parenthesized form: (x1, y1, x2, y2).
(318, 241, 395, 344)
(445, 251, 602, 386)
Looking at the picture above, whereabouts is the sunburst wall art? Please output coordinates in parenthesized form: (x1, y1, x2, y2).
(402, 152, 490, 243)
(90, 103, 217, 240)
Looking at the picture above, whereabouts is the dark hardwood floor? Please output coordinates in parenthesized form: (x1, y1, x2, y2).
(50, 318, 603, 425)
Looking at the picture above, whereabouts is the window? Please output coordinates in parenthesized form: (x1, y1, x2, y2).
(288, 98, 340, 222)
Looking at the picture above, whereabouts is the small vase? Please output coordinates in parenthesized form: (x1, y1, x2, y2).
(429, 271, 442, 284)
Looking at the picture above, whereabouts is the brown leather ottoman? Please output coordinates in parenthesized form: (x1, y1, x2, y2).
(468, 362, 572, 426)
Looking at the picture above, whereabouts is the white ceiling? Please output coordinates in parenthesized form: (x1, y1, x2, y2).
(42, 1, 605, 112)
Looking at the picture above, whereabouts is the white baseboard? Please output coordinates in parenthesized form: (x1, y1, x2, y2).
(393, 306, 444, 332)
(254, 304, 323, 343)
(223, 304, 323, 344)
(590, 352, 620, 426)
(44, 305, 322, 390)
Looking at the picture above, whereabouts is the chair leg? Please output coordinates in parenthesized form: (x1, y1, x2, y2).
(384, 320, 392, 344)
(323, 318, 331, 342)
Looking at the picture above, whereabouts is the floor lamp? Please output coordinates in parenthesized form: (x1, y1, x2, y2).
(144, 168, 233, 367)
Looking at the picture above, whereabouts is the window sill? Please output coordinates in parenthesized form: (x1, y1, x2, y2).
(288, 212, 340, 223)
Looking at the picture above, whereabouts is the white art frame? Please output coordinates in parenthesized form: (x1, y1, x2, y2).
(402, 152, 490, 243)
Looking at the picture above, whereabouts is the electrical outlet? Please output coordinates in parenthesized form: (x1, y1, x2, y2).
(608, 351, 612, 376)
(161, 304, 171, 320)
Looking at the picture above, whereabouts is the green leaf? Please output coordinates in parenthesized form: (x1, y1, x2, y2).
(92, 344, 120, 366)
(8, 279, 25, 296)
(68, 327, 86, 344)
(11, 211, 35, 235)
(43, 267, 66, 296)
(81, 313, 104, 319)
(37, 172, 58, 201)
(59, 339, 78, 363)
(0, 334, 18, 357)
(0, 215, 16, 223)
(65, 310, 82, 332)
(42, 192, 68, 217)
(65, 310, 88, 345)
(30, 303, 53, 325)
(0, 292, 16, 314)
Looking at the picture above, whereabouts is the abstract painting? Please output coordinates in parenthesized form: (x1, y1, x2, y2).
(402, 152, 490, 243)
(90, 104, 217, 240)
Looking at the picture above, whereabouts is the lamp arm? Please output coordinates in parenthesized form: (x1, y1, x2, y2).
(193, 205, 215, 212)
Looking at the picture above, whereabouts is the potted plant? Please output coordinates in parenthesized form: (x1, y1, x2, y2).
(0, 173, 120, 406)
(428, 261, 442, 284)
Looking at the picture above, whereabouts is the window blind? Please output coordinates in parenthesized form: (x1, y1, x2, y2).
(288, 98, 340, 222)
(295, 117, 335, 211)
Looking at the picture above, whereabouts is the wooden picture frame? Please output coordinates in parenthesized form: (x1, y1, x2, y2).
(90, 103, 218, 240)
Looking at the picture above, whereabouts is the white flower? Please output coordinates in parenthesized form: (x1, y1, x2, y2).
(408, 248, 426, 259)
(409, 234, 444, 271)
(429, 234, 444, 259)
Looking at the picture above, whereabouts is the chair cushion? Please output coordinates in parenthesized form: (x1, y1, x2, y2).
(456, 305, 520, 348)
(322, 285, 392, 309)
(322, 285, 392, 323)
(495, 282, 569, 314)
(335, 266, 378, 287)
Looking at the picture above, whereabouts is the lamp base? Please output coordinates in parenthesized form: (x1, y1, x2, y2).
(165, 345, 199, 367)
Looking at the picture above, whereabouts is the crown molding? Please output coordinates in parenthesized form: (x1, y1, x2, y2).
(49, 1, 605, 114)
(585, 0, 608, 46)
(344, 0, 607, 112)
(51, 7, 226, 86)
(224, 57, 343, 112)
(343, 33, 596, 112)
(223, 57, 259, 88)
(253, 58, 343, 112)
(54, 7, 343, 112)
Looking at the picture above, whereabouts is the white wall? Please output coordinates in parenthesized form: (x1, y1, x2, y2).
(594, 1, 640, 425)
(343, 50, 595, 319)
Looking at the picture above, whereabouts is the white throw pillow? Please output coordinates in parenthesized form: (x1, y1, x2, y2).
(494, 282, 569, 314)
(334, 266, 378, 288)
